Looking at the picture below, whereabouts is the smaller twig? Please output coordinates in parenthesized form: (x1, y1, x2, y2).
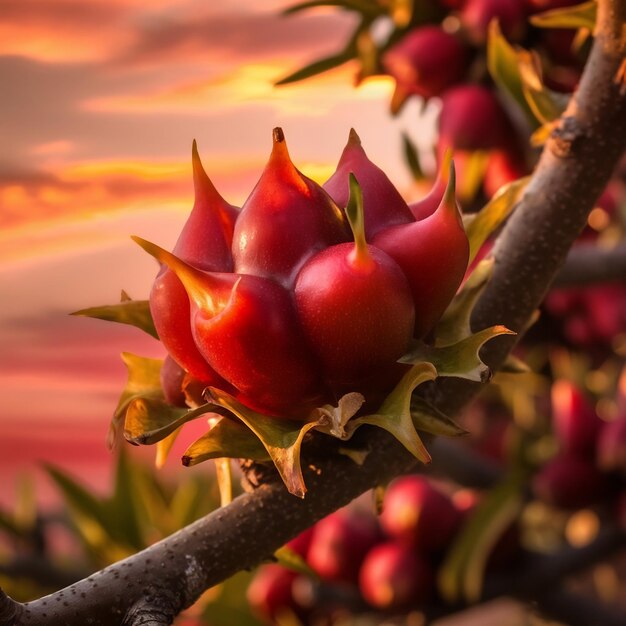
(554, 242, 626, 288)
(0, 587, 22, 625)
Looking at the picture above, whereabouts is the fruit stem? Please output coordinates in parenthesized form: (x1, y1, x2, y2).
(345, 173, 373, 270)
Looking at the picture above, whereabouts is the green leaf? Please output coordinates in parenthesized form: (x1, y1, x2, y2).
(109, 447, 145, 550)
(155, 426, 182, 469)
(182, 416, 272, 467)
(109, 353, 164, 449)
(487, 20, 537, 125)
(435, 259, 494, 346)
(457, 150, 490, 204)
(401, 326, 515, 382)
(275, 50, 356, 85)
(518, 52, 569, 124)
(72, 295, 158, 339)
(201, 390, 321, 498)
(402, 133, 425, 181)
(530, 0, 596, 30)
(438, 472, 526, 604)
(410, 396, 468, 437)
(465, 176, 530, 265)
(349, 363, 437, 463)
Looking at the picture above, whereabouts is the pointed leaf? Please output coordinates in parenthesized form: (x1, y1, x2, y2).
(155, 427, 181, 469)
(109, 353, 163, 449)
(311, 392, 365, 439)
(438, 472, 525, 604)
(275, 50, 356, 85)
(109, 447, 145, 550)
(465, 176, 530, 264)
(123, 397, 223, 445)
(487, 20, 537, 125)
(348, 363, 437, 463)
(530, 0, 596, 30)
(401, 326, 515, 382)
(204, 390, 321, 498)
(410, 397, 468, 437)
(72, 298, 158, 339)
(518, 51, 569, 124)
(436, 259, 494, 346)
(458, 151, 490, 203)
(182, 416, 271, 467)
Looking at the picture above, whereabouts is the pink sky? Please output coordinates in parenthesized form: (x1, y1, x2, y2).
(0, 0, 437, 508)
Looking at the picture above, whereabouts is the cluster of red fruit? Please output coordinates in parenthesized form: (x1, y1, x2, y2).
(381, 0, 587, 199)
(247, 474, 516, 624)
(139, 128, 469, 419)
(533, 378, 626, 519)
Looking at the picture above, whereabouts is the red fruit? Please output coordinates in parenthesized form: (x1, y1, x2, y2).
(372, 162, 469, 338)
(532, 454, 607, 509)
(382, 26, 468, 109)
(294, 175, 415, 386)
(135, 238, 322, 417)
(359, 542, 433, 610)
(247, 565, 306, 625)
(149, 142, 237, 387)
(285, 526, 315, 558)
(306, 508, 382, 584)
(324, 129, 414, 239)
(461, 0, 527, 44)
(597, 415, 626, 475)
(483, 149, 528, 198)
(232, 128, 348, 286)
(551, 379, 603, 458)
(160, 355, 188, 407)
(438, 84, 513, 152)
(409, 149, 452, 221)
(380, 475, 462, 552)
(526, 0, 583, 13)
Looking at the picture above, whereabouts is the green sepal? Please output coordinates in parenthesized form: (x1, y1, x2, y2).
(465, 176, 530, 265)
(435, 259, 494, 346)
(123, 397, 221, 445)
(72, 291, 158, 339)
(155, 427, 182, 469)
(182, 416, 271, 466)
(529, 0, 596, 30)
(401, 326, 515, 383)
(109, 353, 164, 449)
(410, 396, 468, 438)
(438, 472, 526, 604)
(348, 363, 437, 463)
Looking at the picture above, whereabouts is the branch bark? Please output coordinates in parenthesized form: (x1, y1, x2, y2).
(554, 241, 626, 287)
(5, 1, 626, 624)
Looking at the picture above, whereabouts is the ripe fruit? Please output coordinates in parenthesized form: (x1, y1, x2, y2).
(379, 474, 462, 552)
(461, 0, 527, 44)
(324, 129, 414, 239)
(359, 541, 433, 610)
(438, 84, 512, 152)
(382, 26, 468, 109)
(306, 507, 381, 584)
(372, 162, 469, 338)
(295, 175, 415, 386)
(247, 565, 306, 624)
(149, 142, 237, 387)
(135, 238, 322, 417)
(160, 355, 188, 407)
(233, 128, 348, 286)
(597, 415, 626, 475)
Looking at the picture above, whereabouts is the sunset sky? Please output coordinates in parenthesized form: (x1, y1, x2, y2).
(0, 0, 437, 507)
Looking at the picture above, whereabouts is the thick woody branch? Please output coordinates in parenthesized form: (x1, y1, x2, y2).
(554, 241, 626, 288)
(6, 1, 626, 623)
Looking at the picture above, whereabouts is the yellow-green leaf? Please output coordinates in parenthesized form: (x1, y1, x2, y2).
(401, 326, 515, 382)
(274, 545, 319, 578)
(72, 296, 158, 339)
(410, 396, 468, 438)
(530, 0, 596, 30)
(465, 176, 530, 264)
(438, 472, 526, 604)
(109, 353, 163, 449)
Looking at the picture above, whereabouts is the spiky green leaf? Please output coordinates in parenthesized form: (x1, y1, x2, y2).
(530, 0, 596, 30)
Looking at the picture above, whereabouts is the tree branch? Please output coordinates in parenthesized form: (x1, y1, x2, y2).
(553, 241, 626, 288)
(7, 1, 626, 623)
